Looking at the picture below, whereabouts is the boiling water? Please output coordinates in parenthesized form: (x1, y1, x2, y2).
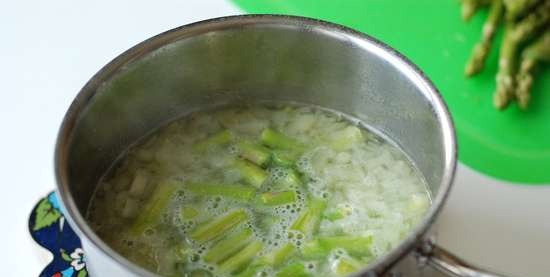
(87, 104, 430, 277)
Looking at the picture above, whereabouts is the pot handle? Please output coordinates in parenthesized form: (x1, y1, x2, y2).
(415, 239, 515, 277)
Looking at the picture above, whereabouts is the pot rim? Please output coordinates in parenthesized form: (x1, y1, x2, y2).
(55, 14, 457, 277)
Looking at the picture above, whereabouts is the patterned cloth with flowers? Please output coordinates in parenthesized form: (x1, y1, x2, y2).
(29, 192, 89, 277)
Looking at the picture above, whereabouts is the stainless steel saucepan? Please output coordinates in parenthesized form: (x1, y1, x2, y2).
(55, 15, 512, 277)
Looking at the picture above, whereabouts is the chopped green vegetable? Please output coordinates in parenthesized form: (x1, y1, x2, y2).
(218, 241, 263, 274)
(516, 30, 550, 109)
(276, 262, 310, 277)
(261, 191, 297, 206)
(233, 264, 264, 277)
(318, 236, 373, 257)
(186, 183, 256, 200)
(190, 209, 248, 243)
(290, 198, 326, 237)
(465, 0, 503, 76)
(503, 0, 542, 20)
(263, 243, 296, 267)
(193, 130, 233, 152)
(323, 205, 353, 221)
(271, 150, 298, 168)
(332, 256, 362, 276)
(235, 159, 268, 188)
(461, 0, 491, 20)
(302, 236, 373, 259)
(180, 206, 199, 220)
(238, 142, 271, 167)
(261, 128, 304, 151)
(461, 0, 550, 110)
(128, 179, 182, 235)
(204, 229, 253, 264)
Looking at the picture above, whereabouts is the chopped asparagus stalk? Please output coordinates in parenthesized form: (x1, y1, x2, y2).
(328, 126, 363, 151)
(283, 168, 303, 187)
(235, 159, 268, 188)
(301, 240, 326, 259)
(331, 256, 362, 276)
(186, 183, 256, 200)
(318, 236, 373, 257)
(323, 204, 353, 221)
(461, 0, 491, 21)
(302, 236, 373, 259)
(276, 262, 310, 277)
(180, 206, 199, 220)
(262, 243, 297, 267)
(261, 191, 297, 206)
(193, 130, 233, 152)
(238, 142, 271, 167)
(204, 229, 253, 264)
(516, 30, 550, 109)
(218, 241, 264, 274)
(290, 198, 326, 237)
(465, 0, 503, 76)
(128, 179, 182, 235)
(272, 168, 303, 189)
(261, 128, 304, 151)
(271, 150, 299, 168)
(234, 264, 264, 277)
(190, 209, 248, 243)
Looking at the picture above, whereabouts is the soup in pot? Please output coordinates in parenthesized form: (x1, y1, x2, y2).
(87, 104, 430, 277)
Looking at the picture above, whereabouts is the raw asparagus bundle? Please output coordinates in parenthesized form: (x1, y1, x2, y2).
(461, 0, 550, 110)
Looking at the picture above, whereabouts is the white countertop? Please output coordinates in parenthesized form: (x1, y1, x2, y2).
(1, 0, 548, 276)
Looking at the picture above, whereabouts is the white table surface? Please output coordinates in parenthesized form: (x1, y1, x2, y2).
(1, 1, 549, 276)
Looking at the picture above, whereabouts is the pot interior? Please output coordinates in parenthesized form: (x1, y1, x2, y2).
(57, 15, 455, 275)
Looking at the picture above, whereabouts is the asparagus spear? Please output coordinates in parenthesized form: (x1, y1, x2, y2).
(465, 0, 504, 76)
(218, 241, 264, 274)
(275, 262, 310, 277)
(261, 128, 304, 151)
(203, 229, 253, 264)
(262, 243, 297, 267)
(186, 183, 256, 200)
(261, 191, 297, 206)
(290, 198, 326, 237)
(236, 243, 298, 277)
(128, 179, 182, 235)
(494, 24, 520, 108)
(238, 141, 271, 167)
(271, 150, 298, 168)
(190, 209, 248, 243)
(193, 130, 233, 152)
(276, 168, 303, 188)
(301, 236, 373, 259)
(235, 159, 268, 188)
(461, 0, 492, 21)
(503, 0, 542, 21)
(494, 0, 550, 109)
(323, 204, 353, 221)
(516, 30, 550, 109)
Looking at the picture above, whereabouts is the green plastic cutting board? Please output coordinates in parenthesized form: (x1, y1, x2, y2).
(232, 0, 550, 184)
